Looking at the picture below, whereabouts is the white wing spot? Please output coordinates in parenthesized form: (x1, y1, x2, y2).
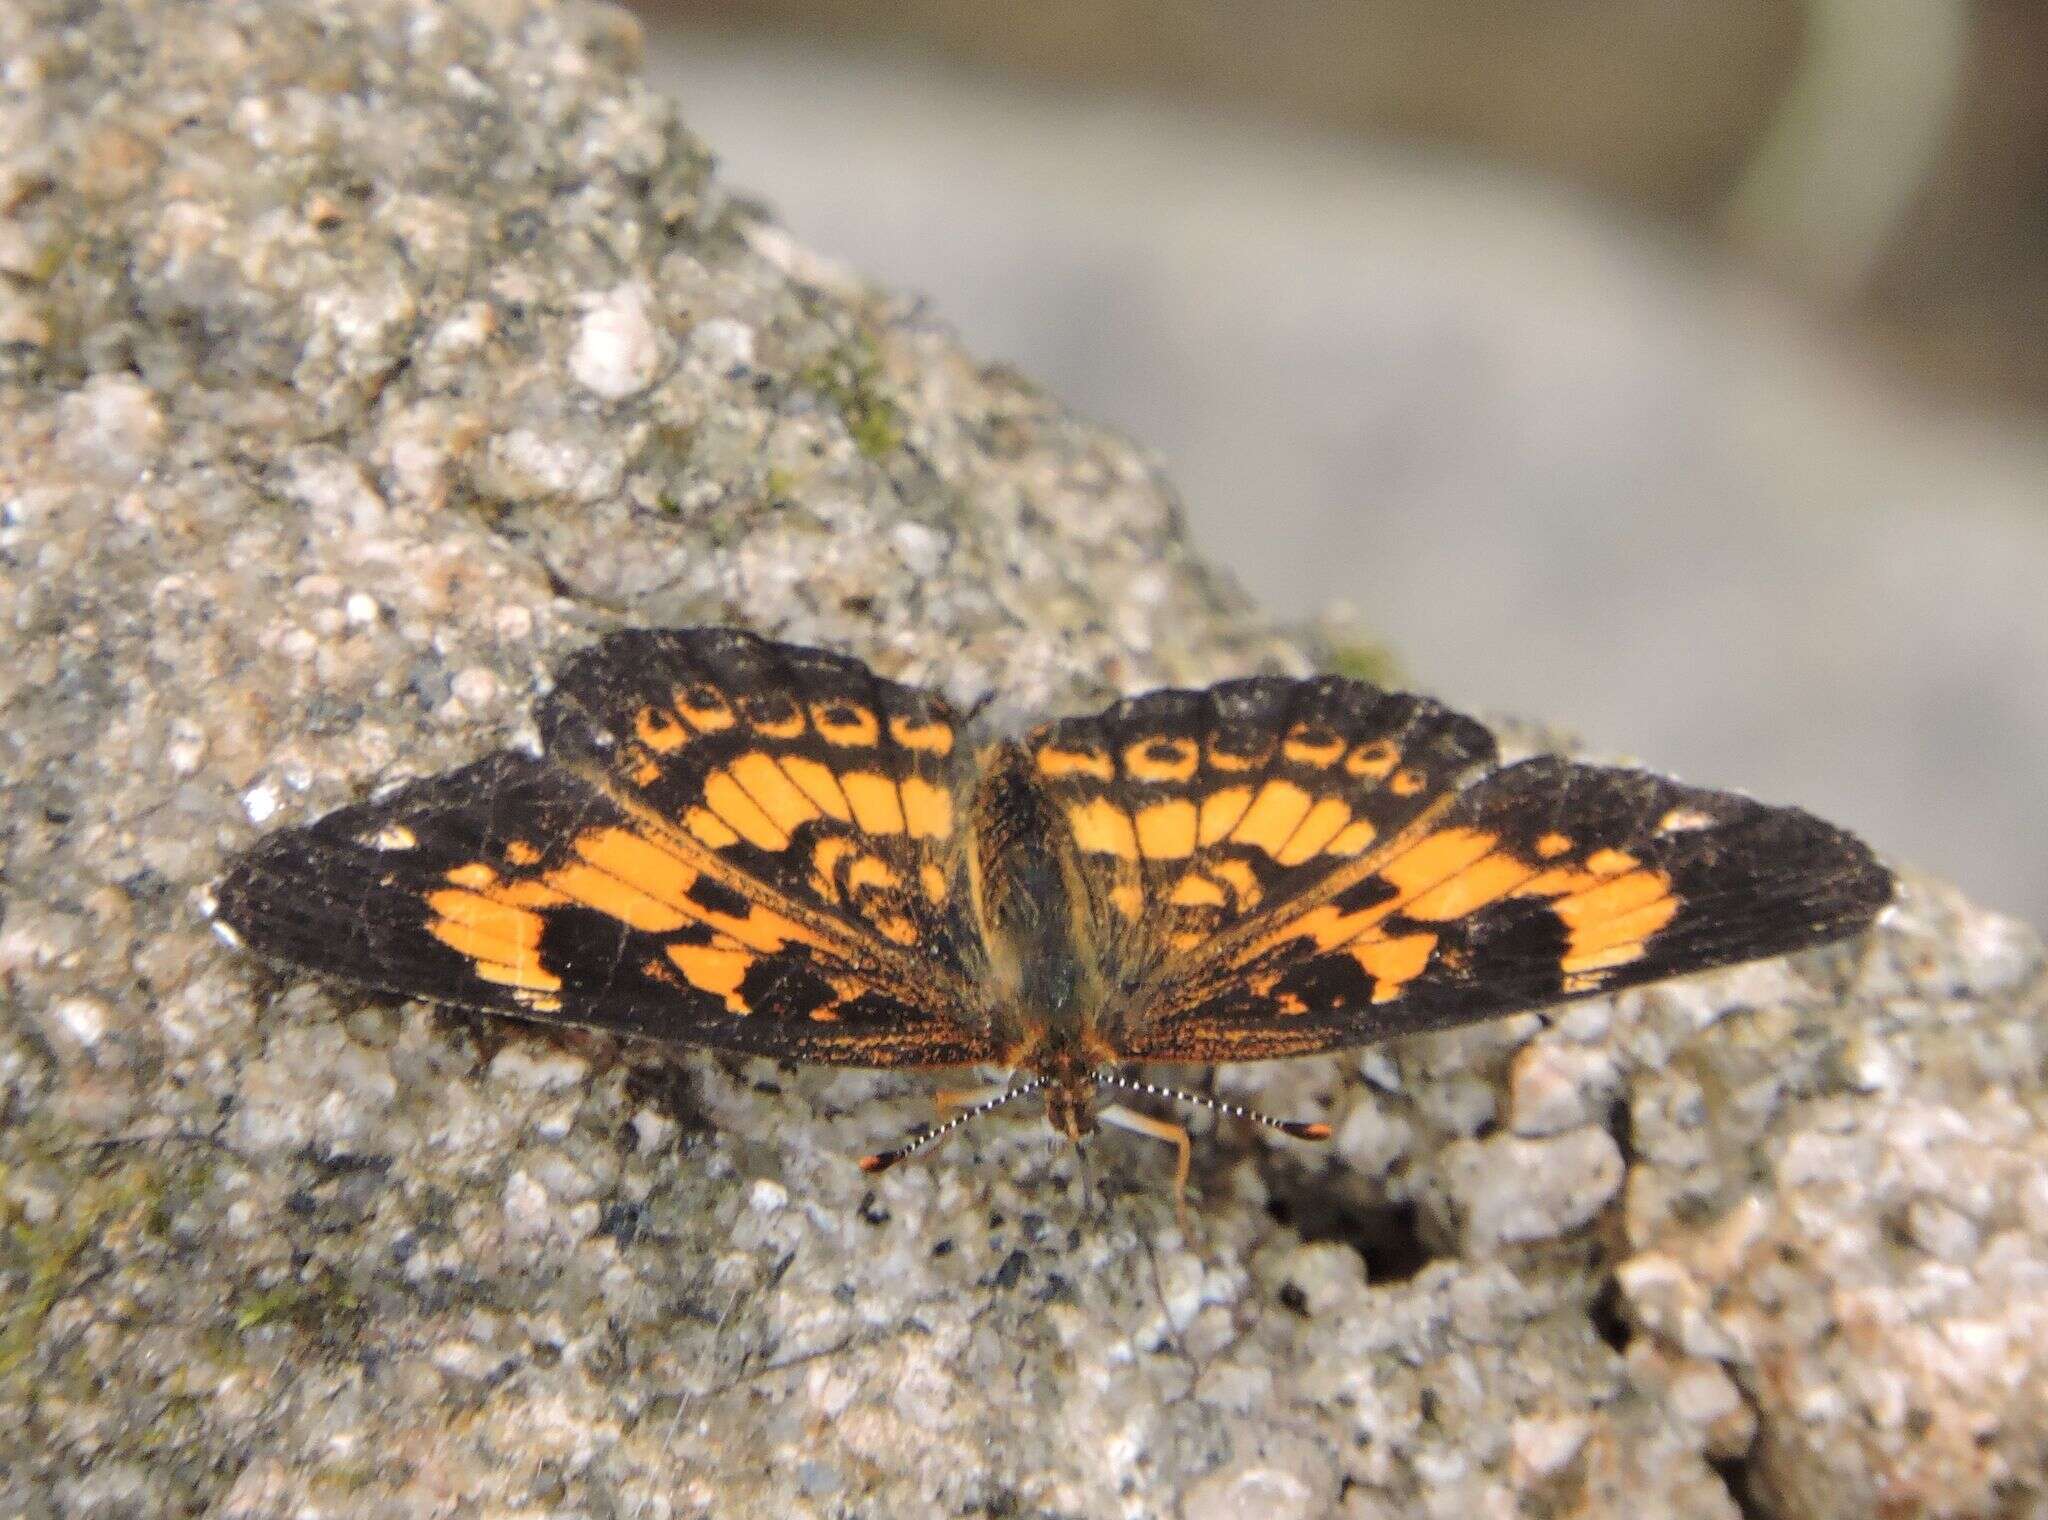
(1657, 806, 1715, 834)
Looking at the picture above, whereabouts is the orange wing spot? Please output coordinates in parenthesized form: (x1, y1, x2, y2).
(1169, 873, 1228, 908)
(1208, 857, 1262, 909)
(473, 960, 563, 995)
(1376, 827, 1499, 898)
(1324, 819, 1378, 857)
(1109, 881, 1146, 920)
(1403, 852, 1541, 921)
(426, 888, 542, 951)
(489, 879, 572, 910)
(889, 714, 954, 754)
(674, 683, 737, 734)
(545, 862, 687, 933)
(727, 752, 824, 835)
(1067, 798, 1140, 859)
(920, 862, 949, 903)
(1552, 869, 1671, 925)
(846, 854, 902, 893)
(1352, 931, 1438, 1003)
(1554, 879, 1678, 972)
(1344, 739, 1400, 778)
(841, 771, 906, 835)
(1134, 799, 1199, 860)
(686, 806, 741, 850)
(1282, 724, 1345, 768)
(1584, 848, 1640, 878)
(1389, 768, 1427, 797)
(747, 703, 807, 739)
(900, 776, 954, 840)
(811, 835, 855, 887)
(1513, 865, 1602, 898)
(703, 770, 792, 851)
(1204, 740, 1268, 773)
(1274, 796, 1353, 865)
(444, 861, 498, 889)
(1229, 780, 1315, 856)
(1123, 735, 1199, 783)
(807, 1004, 841, 1023)
(812, 701, 880, 747)
(555, 826, 703, 931)
(871, 911, 920, 946)
(714, 905, 818, 954)
(1197, 786, 1254, 846)
(665, 942, 753, 1013)
(630, 755, 662, 787)
(1036, 744, 1114, 781)
(635, 704, 689, 752)
(780, 755, 854, 822)
(1168, 928, 1208, 952)
(1559, 942, 1649, 977)
(1266, 900, 1376, 954)
(1535, 832, 1574, 859)
(504, 839, 542, 867)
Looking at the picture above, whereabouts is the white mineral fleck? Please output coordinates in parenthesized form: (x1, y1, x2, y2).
(569, 284, 663, 399)
(503, 1170, 551, 1238)
(1509, 1412, 1591, 1481)
(450, 665, 498, 707)
(49, 994, 111, 1048)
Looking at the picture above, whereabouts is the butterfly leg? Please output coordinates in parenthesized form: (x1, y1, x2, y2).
(1099, 1104, 1192, 1227)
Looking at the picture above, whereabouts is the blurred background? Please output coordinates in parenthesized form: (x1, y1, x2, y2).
(629, 0, 2048, 927)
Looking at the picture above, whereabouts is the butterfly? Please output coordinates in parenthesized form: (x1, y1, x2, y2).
(211, 626, 1892, 1197)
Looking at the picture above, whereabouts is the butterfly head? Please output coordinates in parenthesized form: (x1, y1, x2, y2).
(1039, 1057, 1100, 1143)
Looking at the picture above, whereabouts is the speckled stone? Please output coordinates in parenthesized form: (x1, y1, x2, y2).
(2, 2, 2045, 1518)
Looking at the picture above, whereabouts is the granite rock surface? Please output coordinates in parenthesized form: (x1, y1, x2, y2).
(2, 3, 2044, 1517)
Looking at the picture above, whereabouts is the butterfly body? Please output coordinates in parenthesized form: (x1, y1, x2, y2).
(961, 740, 1119, 1139)
(213, 627, 1892, 1175)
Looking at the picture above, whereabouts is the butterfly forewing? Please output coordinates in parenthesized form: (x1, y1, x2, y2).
(216, 629, 1001, 1068)
(1112, 753, 1893, 1062)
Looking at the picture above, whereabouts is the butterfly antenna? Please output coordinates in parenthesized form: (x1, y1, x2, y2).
(1095, 1073, 1332, 1141)
(858, 1078, 1046, 1174)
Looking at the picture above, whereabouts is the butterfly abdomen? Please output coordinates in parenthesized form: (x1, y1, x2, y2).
(965, 742, 1108, 1060)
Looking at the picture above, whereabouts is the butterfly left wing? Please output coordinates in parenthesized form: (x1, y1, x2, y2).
(1118, 754, 1893, 1062)
(1028, 674, 1891, 1065)
(215, 628, 1001, 1069)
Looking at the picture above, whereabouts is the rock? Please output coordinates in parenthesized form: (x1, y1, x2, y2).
(1434, 1125, 1627, 1249)
(1, 2, 2042, 1516)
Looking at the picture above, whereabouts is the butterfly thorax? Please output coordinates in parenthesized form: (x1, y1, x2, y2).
(966, 741, 1118, 1138)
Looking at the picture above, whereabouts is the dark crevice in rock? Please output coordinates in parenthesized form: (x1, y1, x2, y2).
(1709, 1453, 1771, 1520)
(1589, 1273, 1632, 1353)
(1264, 1178, 1434, 1286)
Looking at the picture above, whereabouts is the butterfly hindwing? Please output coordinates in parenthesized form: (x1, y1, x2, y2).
(1026, 674, 1498, 991)
(215, 630, 1002, 1068)
(1115, 754, 1894, 1062)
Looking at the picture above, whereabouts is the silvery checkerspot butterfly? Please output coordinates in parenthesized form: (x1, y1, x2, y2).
(212, 627, 1892, 1192)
